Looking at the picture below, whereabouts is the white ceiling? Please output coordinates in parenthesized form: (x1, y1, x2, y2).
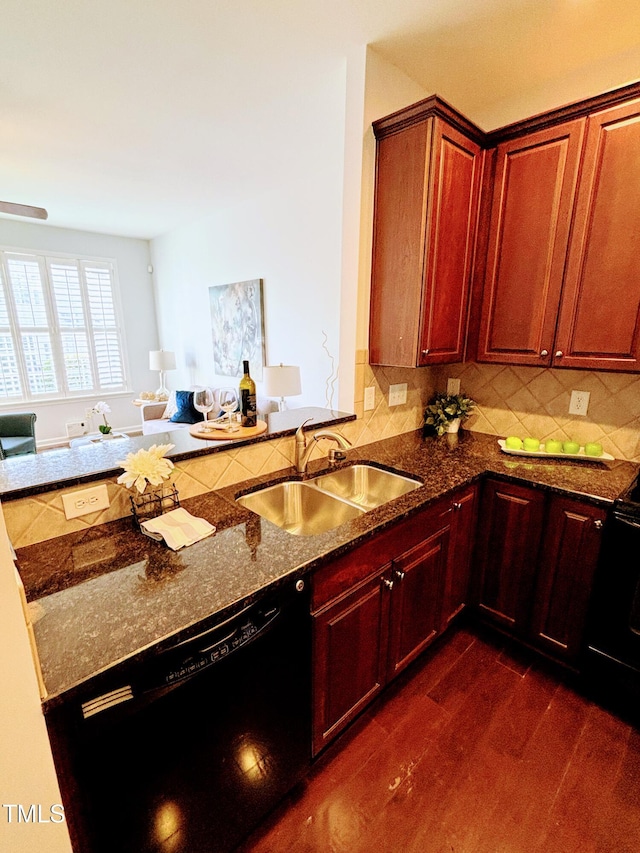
(1, 0, 639, 239)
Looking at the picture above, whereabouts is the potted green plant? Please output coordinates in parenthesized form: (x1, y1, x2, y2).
(423, 391, 475, 436)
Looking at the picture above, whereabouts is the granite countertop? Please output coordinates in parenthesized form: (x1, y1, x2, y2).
(16, 429, 638, 710)
(0, 406, 355, 500)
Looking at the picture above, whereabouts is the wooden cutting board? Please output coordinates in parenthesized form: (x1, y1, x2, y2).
(189, 420, 268, 440)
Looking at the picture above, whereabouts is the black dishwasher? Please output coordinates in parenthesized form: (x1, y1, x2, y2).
(47, 579, 311, 853)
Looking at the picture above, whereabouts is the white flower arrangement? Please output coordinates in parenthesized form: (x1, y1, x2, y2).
(117, 443, 175, 494)
(87, 400, 112, 434)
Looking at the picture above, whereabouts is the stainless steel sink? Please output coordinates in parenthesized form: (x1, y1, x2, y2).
(236, 464, 421, 536)
(236, 480, 365, 536)
(311, 464, 421, 510)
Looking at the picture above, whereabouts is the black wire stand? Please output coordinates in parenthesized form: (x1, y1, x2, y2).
(129, 483, 180, 529)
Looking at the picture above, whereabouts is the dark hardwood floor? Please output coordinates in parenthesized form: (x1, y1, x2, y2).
(240, 626, 640, 853)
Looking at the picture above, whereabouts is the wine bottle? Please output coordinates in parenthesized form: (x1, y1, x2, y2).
(239, 360, 257, 427)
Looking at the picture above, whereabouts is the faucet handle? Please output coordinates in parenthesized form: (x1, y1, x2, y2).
(295, 417, 314, 443)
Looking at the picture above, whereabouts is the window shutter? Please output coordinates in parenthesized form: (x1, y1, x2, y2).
(0, 249, 128, 402)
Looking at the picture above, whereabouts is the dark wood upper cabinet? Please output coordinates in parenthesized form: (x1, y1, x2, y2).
(555, 99, 640, 371)
(370, 99, 483, 367)
(372, 81, 640, 373)
(475, 120, 585, 366)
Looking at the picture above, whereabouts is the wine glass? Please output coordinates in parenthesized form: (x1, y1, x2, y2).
(193, 387, 215, 425)
(217, 387, 239, 432)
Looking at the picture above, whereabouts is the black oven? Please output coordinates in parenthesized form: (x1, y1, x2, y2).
(585, 473, 640, 713)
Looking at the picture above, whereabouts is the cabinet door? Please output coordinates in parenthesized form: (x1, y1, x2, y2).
(530, 496, 606, 662)
(370, 119, 432, 367)
(555, 100, 640, 371)
(312, 571, 390, 756)
(440, 485, 478, 629)
(387, 526, 448, 680)
(370, 113, 482, 367)
(476, 120, 585, 366)
(417, 119, 482, 365)
(475, 479, 545, 634)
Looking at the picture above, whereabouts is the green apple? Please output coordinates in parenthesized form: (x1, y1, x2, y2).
(563, 440, 580, 454)
(505, 436, 523, 450)
(523, 437, 540, 451)
(545, 439, 563, 453)
(584, 442, 603, 457)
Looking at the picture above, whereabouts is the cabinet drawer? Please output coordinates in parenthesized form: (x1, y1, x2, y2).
(312, 500, 447, 611)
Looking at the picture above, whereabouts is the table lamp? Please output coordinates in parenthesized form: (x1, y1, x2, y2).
(263, 364, 302, 411)
(149, 349, 176, 397)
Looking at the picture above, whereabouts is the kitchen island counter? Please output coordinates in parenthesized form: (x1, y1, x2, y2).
(16, 429, 638, 709)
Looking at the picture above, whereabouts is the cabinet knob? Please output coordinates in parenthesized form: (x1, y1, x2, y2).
(555, 350, 564, 358)
(421, 349, 430, 356)
(382, 577, 394, 591)
(540, 349, 549, 357)
(394, 569, 405, 581)
(594, 519, 603, 529)
(453, 501, 462, 511)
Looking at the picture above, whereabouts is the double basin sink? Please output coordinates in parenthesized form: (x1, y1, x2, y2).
(236, 464, 422, 536)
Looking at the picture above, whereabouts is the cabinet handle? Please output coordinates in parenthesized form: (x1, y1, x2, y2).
(421, 349, 430, 356)
(555, 350, 564, 358)
(453, 501, 462, 511)
(540, 349, 549, 357)
(395, 569, 405, 581)
(594, 519, 603, 529)
(382, 577, 394, 591)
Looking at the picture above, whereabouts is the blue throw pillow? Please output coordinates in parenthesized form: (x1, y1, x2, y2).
(169, 391, 201, 424)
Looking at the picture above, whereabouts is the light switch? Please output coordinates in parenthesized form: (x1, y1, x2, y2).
(364, 386, 375, 411)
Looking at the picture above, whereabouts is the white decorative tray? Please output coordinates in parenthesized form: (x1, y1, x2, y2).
(497, 439, 614, 462)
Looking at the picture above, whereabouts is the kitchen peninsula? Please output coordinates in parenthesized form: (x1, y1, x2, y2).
(17, 429, 637, 704)
(0, 407, 355, 501)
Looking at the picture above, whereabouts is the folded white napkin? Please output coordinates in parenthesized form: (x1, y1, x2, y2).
(141, 508, 216, 550)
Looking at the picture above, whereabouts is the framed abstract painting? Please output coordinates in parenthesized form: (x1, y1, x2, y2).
(209, 279, 266, 380)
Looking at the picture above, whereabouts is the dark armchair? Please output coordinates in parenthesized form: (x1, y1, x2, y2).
(0, 412, 37, 460)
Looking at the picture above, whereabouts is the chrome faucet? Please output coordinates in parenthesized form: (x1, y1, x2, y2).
(295, 418, 352, 474)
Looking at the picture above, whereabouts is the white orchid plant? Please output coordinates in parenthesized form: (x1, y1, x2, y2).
(87, 400, 112, 434)
(117, 443, 175, 494)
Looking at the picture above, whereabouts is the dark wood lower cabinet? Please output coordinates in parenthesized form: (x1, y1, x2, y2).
(387, 528, 448, 679)
(311, 486, 476, 756)
(312, 478, 606, 755)
(440, 485, 478, 628)
(475, 478, 606, 664)
(312, 570, 390, 755)
(530, 494, 606, 661)
(475, 479, 545, 634)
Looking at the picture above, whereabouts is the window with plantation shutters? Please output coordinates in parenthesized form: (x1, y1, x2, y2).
(0, 249, 127, 402)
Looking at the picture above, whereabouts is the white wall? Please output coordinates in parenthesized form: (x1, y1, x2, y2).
(0, 220, 158, 443)
(0, 508, 72, 852)
(150, 65, 350, 414)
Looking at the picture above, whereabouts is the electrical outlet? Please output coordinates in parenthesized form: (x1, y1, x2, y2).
(388, 383, 407, 406)
(447, 378, 461, 395)
(62, 485, 110, 520)
(364, 386, 375, 411)
(65, 421, 85, 438)
(569, 390, 590, 416)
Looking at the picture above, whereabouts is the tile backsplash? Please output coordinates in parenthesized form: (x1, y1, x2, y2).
(432, 362, 640, 463)
(6, 354, 639, 548)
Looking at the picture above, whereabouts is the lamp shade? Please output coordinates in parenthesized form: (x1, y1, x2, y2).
(149, 350, 176, 372)
(263, 365, 302, 398)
